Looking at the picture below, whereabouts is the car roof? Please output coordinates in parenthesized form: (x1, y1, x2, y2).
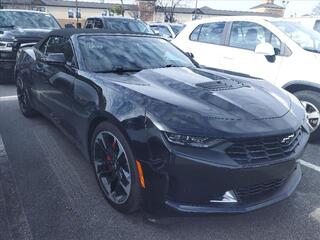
(184, 15, 278, 25)
(0, 9, 48, 14)
(35, 29, 155, 48)
(150, 22, 184, 26)
(87, 16, 139, 21)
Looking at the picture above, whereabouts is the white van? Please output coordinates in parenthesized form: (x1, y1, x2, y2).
(173, 16, 320, 141)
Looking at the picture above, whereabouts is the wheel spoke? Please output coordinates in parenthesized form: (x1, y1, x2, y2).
(100, 175, 112, 194)
(119, 179, 131, 195)
(117, 144, 125, 160)
(308, 111, 320, 120)
(120, 166, 130, 181)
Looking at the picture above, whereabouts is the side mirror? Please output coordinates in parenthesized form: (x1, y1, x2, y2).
(44, 53, 66, 65)
(186, 52, 194, 59)
(255, 42, 275, 56)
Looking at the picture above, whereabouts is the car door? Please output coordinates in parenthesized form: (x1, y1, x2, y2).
(32, 36, 77, 138)
(219, 21, 284, 81)
(177, 22, 227, 68)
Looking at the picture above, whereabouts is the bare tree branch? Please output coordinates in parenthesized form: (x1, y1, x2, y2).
(156, 0, 184, 22)
(312, 2, 320, 16)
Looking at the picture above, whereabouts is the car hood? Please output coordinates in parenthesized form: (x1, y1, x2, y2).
(96, 67, 290, 120)
(86, 67, 304, 137)
(0, 28, 52, 41)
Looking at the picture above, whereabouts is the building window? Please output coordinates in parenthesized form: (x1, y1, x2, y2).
(68, 8, 74, 18)
(68, 8, 81, 19)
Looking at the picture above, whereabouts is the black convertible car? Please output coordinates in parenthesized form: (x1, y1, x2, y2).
(15, 29, 309, 214)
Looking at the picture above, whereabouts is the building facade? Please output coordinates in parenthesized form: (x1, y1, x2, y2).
(0, 0, 279, 27)
(251, 0, 285, 17)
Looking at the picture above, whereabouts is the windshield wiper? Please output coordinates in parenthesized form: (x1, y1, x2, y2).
(95, 66, 143, 74)
(303, 47, 320, 54)
(162, 64, 185, 68)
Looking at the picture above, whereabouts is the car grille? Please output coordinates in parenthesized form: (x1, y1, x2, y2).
(236, 177, 288, 198)
(226, 128, 302, 165)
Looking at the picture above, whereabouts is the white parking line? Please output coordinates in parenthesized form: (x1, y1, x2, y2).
(300, 159, 320, 173)
(0, 134, 34, 239)
(0, 95, 18, 102)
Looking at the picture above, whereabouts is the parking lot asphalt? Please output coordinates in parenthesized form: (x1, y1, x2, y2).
(0, 84, 320, 240)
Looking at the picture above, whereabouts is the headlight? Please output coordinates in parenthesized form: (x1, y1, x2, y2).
(164, 132, 224, 148)
(0, 41, 14, 52)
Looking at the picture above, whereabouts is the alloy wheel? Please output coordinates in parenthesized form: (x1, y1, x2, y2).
(301, 100, 320, 133)
(16, 77, 28, 112)
(93, 131, 132, 205)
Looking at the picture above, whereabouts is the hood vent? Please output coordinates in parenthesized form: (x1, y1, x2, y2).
(196, 78, 247, 91)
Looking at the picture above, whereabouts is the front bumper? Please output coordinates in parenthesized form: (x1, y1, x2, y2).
(142, 125, 309, 215)
(165, 164, 301, 214)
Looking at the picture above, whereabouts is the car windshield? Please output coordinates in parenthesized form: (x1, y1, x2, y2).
(105, 19, 154, 34)
(78, 35, 195, 73)
(0, 11, 60, 29)
(171, 25, 185, 35)
(272, 20, 320, 53)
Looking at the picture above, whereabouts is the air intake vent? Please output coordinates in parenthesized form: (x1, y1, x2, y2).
(196, 78, 247, 91)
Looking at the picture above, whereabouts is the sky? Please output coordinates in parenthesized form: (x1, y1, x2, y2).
(81, 0, 320, 17)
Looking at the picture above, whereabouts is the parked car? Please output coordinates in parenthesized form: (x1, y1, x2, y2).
(149, 23, 185, 39)
(173, 16, 320, 141)
(0, 9, 61, 83)
(84, 16, 154, 34)
(15, 29, 309, 214)
(285, 17, 320, 33)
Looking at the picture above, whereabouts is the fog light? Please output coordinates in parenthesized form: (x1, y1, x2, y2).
(210, 191, 238, 203)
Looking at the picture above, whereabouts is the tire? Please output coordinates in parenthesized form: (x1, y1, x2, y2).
(294, 90, 320, 142)
(90, 121, 142, 213)
(16, 74, 38, 118)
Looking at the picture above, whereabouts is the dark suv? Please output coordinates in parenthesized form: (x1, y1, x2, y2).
(84, 16, 154, 34)
(0, 10, 60, 83)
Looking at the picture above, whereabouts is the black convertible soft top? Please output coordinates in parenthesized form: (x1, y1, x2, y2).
(35, 28, 155, 49)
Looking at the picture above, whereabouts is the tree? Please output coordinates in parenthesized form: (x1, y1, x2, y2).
(312, 2, 320, 16)
(110, 4, 124, 16)
(156, 0, 184, 23)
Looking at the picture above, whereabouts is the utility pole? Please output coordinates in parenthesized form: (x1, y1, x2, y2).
(76, 0, 79, 28)
(194, 0, 198, 20)
(120, 0, 124, 16)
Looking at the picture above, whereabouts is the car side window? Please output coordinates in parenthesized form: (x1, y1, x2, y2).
(94, 18, 104, 29)
(229, 21, 269, 51)
(314, 20, 320, 33)
(229, 21, 284, 55)
(64, 41, 77, 67)
(157, 26, 173, 38)
(85, 19, 94, 29)
(270, 33, 281, 55)
(190, 22, 225, 45)
(39, 36, 77, 67)
(45, 36, 66, 54)
(190, 25, 201, 41)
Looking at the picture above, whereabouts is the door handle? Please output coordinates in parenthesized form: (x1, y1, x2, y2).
(223, 56, 234, 60)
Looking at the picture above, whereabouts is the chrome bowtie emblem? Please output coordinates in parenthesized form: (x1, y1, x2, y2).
(281, 134, 294, 144)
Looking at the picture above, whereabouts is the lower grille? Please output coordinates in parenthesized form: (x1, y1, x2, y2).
(236, 177, 288, 198)
(226, 128, 302, 165)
